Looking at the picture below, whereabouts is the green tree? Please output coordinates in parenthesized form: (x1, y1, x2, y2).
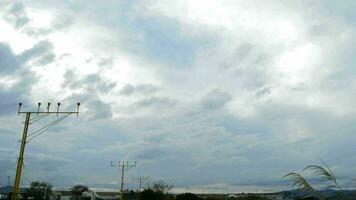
(70, 185, 89, 200)
(152, 181, 173, 194)
(26, 181, 53, 200)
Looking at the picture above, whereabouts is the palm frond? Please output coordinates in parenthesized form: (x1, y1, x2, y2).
(303, 165, 334, 181)
(319, 158, 342, 191)
(284, 172, 314, 190)
(302, 158, 342, 191)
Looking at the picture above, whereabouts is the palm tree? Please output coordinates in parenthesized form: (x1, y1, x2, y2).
(284, 159, 341, 200)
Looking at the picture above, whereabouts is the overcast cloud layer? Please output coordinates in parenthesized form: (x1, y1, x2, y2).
(1, 0, 356, 193)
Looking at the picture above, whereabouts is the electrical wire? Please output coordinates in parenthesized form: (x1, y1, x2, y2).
(26, 113, 71, 142)
(27, 114, 70, 137)
(26, 114, 70, 142)
(29, 113, 48, 120)
(29, 114, 50, 124)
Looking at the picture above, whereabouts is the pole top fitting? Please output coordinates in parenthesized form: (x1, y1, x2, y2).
(18, 103, 22, 115)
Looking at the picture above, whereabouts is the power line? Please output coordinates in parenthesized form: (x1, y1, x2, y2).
(111, 161, 137, 200)
(12, 102, 80, 200)
(27, 113, 67, 137)
(26, 113, 71, 142)
(29, 113, 49, 124)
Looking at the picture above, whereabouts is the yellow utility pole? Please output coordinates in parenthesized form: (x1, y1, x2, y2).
(111, 161, 136, 200)
(12, 102, 80, 200)
(12, 112, 30, 200)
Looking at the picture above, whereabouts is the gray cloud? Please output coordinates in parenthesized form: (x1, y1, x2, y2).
(200, 89, 232, 110)
(1, 1, 74, 37)
(0, 42, 39, 115)
(60, 70, 117, 120)
(18, 40, 55, 65)
(88, 98, 113, 119)
(97, 57, 114, 67)
(2, 2, 29, 29)
(134, 147, 173, 160)
(62, 70, 117, 93)
(134, 97, 176, 109)
(0, 43, 20, 74)
(255, 87, 272, 98)
(62, 92, 113, 120)
(120, 83, 159, 96)
(1, 0, 356, 191)
(85, 74, 117, 93)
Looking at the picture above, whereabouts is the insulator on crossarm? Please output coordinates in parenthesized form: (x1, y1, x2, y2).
(47, 102, 51, 113)
(18, 103, 22, 115)
(76, 102, 80, 117)
(57, 103, 61, 117)
(37, 102, 41, 115)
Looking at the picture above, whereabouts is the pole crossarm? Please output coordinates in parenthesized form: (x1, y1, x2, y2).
(18, 111, 79, 114)
(18, 102, 80, 116)
(12, 102, 80, 200)
(111, 161, 137, 169)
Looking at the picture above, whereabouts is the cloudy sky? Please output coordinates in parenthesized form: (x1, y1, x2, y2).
(1, 0, 356, 193)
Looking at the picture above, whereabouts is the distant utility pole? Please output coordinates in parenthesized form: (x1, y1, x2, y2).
(132, 176, 149, 191)
(7, 176, 10, 187)
(202, 185, 205, 199)
(111, 161, 137, 200)
(12, 102, 80, 200)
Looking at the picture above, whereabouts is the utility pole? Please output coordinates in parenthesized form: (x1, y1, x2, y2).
(132, 176, 149, 191)
(202, 185, 205, 199)
(12, 102, 80, 200)
(111, 161, 136, 200)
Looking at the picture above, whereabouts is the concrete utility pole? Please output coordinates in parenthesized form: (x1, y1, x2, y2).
(111, 161, 137, 200)
(12, 102, 80, 200)
(132, 176, 149, 191)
